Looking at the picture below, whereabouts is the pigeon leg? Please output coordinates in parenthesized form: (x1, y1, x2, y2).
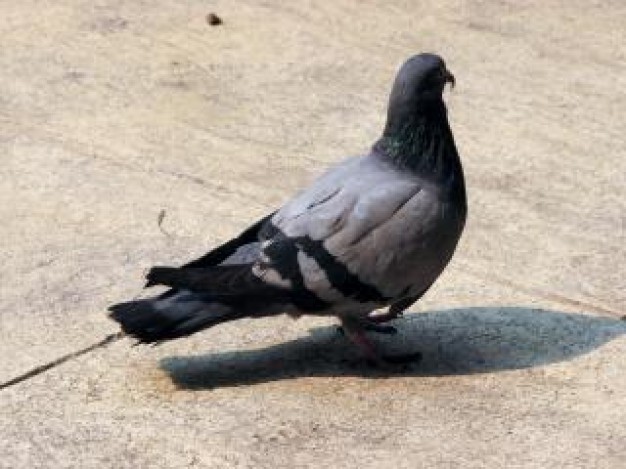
(340, 317, 420, 368)
(340, 319, 387, 366)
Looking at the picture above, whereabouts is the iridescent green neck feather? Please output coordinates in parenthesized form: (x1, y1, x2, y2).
(373, 100, 464, 195)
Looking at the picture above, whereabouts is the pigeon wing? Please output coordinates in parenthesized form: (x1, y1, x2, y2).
(253, 154, 437, 312)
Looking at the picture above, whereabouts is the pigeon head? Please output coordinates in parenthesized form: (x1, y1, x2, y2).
(374, 53, 462, 183)
(387, 53, 455, 117)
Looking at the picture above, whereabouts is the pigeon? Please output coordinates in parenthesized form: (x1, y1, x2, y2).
(109, 53, 467, 367)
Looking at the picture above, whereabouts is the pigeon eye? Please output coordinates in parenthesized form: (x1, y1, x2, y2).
(423, 71, 442, 88)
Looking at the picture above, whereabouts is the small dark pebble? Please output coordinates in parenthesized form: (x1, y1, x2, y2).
(206, 13, 222, 26)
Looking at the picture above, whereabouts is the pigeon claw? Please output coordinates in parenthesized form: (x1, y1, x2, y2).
(367, 352, 422, 372)
(340, 317, 419, 371)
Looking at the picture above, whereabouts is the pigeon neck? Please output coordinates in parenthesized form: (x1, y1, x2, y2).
(373, 101, 464, 191)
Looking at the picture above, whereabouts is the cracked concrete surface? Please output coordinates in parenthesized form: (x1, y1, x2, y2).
(1, 1, 625, 468)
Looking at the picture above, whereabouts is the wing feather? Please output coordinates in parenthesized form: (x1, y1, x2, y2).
(258, 154, 428, 308)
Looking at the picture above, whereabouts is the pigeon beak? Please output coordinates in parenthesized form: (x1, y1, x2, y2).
(443, 69, 455, 89)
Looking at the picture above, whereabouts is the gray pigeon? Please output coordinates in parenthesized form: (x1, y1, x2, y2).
(109, 53, 466, 366)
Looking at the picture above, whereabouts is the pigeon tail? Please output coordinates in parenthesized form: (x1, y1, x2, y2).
(108, 293, 243, 343)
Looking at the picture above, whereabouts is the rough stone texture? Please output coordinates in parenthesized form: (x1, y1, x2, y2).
(1, 1, 624, 468)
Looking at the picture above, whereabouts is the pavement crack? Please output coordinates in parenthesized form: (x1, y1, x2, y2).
(0, 332, 123, 391)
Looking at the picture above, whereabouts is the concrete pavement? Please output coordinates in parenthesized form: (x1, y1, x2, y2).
(1, 1, 624, 467)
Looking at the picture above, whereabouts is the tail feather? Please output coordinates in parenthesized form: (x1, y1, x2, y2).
(108, 294, 243, 343)
(111, 263, 293, 343)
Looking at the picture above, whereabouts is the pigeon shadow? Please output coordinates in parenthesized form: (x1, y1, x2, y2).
(159, 307, 626, 389)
